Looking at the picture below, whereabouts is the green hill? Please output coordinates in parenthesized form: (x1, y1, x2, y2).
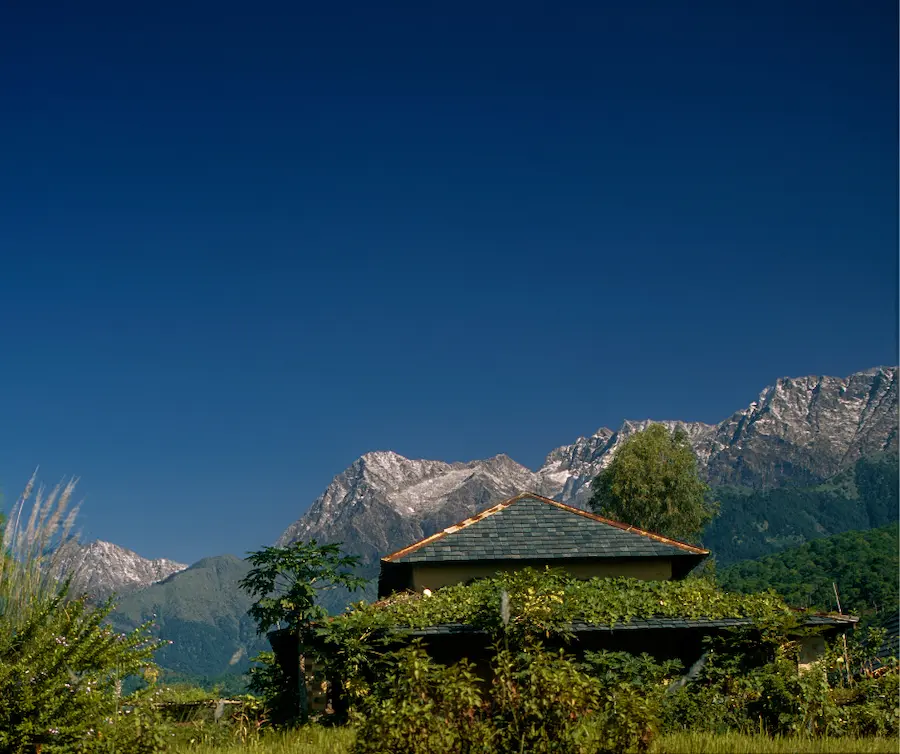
(110, 554, 268, 681)
(703, 456, 898, 566)
(717, 522, 899, 616)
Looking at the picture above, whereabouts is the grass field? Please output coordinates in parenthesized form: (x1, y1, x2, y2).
(172, 726, 899, 754)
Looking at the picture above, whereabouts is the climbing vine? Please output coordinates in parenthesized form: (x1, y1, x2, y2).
(326, 567, 801, 641)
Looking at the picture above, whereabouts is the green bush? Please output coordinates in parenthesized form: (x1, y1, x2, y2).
(352, 641, 491, 754)
(830, 667, 899, 737)
(352, 639, 660, 754)
(659, 620, 900, 739)
(0, 477, 165, 753)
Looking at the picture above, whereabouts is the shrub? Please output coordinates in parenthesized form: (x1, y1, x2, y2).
(831, 666, 899, 737)
(352, 641, 492, 754)
(0, 476, 165, 753)
(352, 639, 659, 754)
(490, 642, 604, 753)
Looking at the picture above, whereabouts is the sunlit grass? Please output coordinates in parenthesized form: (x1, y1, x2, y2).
(654, 731, 900, 754)
(172, 726, 354, 754)
(171, 726, 899, 754)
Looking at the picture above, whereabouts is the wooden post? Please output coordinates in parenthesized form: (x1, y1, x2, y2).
(833, 582, 852, 685)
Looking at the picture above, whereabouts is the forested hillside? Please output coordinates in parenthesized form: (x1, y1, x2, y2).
(718, 522, 899, 616)
(110, 554, 267, 679)
(703, 456, 898, 566)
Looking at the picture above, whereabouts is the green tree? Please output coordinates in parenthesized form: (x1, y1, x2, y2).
(240, 540, 365, 636)
(240, 540, 365, 725)
(588, 424, 717, 543)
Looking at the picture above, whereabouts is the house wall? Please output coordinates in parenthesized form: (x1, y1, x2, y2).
(797, 635, 828, 672)
(409, 558, 673, 592)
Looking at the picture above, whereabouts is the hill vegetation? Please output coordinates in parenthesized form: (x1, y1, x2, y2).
(110, 554, 268, 680)
(717, 522, 899, 617)
(703, 456, 898, 566)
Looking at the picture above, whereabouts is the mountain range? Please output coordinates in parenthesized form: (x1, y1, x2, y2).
(277, 365, 898, 564)
(50, 365, 898, 682)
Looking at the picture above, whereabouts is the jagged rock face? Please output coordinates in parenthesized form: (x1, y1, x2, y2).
(278, 367, 898, 561)
(53, 540, 187, 600)
(276, 452, 551, 561)
(700, 367, 898, 487)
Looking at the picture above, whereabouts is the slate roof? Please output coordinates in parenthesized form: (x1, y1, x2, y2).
(383, 493, 708, 564)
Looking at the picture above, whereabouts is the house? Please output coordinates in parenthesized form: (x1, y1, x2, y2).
(378, 492, 709, 597)
(375, 493, 856, 668)
(279, 492, 857, 718)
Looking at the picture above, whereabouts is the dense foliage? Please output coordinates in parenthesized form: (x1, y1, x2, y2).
(317, 567, 799, 723)
(704, 456, 899, 566)
(589, 423, 718, 542)
(349, 621, 899, 753)
(663, 623, 899, 739)
(330, 567, 795, 639)
(718, 523, 899, 616)
(0, 586, 165, 752)
(352, 640, 662, 754)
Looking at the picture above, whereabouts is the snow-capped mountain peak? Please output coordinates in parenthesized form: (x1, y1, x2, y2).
(53, 539, 187, 600)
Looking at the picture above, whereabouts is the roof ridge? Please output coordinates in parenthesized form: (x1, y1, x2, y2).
(381, 491, 708, 562)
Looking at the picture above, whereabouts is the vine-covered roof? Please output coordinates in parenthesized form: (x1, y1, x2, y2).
(334, 568, 857, 638)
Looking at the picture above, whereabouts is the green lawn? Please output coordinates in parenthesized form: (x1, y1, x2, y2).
(172, 726, 898, 754)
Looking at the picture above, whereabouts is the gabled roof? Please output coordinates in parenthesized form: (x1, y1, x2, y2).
(382, 492, 709, 565)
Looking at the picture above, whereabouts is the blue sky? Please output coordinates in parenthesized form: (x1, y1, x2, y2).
(0, 0, 896, 564)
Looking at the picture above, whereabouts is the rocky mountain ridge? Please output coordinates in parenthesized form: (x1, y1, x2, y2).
(279, 367, 898, 561)
(53, 539, 187, 600)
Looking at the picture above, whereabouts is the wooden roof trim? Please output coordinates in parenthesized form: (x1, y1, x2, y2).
(381, 492, 709, 562)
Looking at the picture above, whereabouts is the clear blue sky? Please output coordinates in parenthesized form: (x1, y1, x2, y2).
(1, 0, 896, 564)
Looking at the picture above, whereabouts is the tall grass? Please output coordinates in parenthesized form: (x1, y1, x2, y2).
(170, 727, 899, 754)
(655, 731, 900, 753)
(172, 726, 355, 754)
(271, 721, 898, 754)
(0, 472, 81, 625)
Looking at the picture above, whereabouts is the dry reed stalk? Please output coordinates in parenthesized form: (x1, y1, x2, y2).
(0, 472, 82, 631)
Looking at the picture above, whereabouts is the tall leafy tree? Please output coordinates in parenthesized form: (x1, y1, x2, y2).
(240, 540, 365, 725)
(588, 424, 717, 543)
(240, 540, 365, 637)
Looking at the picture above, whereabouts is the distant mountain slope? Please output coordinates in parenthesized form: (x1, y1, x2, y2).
(705, 455, 899, 566)
(718, 521, 899, 616)
(279, 367, 898, 586)
(53, 539, 186, 600)
(109, 555, 267, 679)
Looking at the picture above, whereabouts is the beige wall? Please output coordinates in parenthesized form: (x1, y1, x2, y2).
(797, 635, 827, 672)
(410, 559, 673, 592)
